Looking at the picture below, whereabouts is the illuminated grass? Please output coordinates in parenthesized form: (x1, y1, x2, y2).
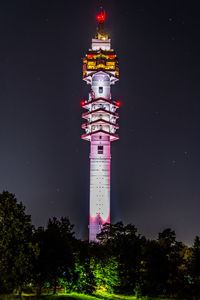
(0, 294, 100, 300)
(94, 292, 137, 299)
(0, 294, 140, 300)
(0, 294, 182, 300)
(56, 292, 100, 299)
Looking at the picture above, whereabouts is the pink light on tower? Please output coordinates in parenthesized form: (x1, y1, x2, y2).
(81, 10, 120, 242)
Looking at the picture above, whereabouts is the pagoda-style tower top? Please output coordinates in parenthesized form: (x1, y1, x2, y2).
(82, 10, 119, 85)
(81, 9, 120, 143)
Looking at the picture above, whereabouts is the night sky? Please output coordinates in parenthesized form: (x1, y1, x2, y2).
(0, 0, 200, 244)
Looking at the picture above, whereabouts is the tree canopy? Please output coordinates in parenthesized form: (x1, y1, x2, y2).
(0, 191, 37, 294)
(0, 191, 200, 298)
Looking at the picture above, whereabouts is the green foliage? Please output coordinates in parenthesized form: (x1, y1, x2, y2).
(97, 222, 145, 294)
(91, 256, 119, 293)
(73, 260, 95, 294)
(59, 276, 73, 293)
(0, 191, 38, 293)
(71, 241, 95, 294)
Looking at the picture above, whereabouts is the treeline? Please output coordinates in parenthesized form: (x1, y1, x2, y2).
(0, 191, 200, 298)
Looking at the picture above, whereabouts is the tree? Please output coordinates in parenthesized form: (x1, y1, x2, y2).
(33, 217, 75, 294)
(157, 228, 186, 297)
(188, 236, 200, 299)
(72, 240, 95, 294)
(140, 239, 169, 296)
(91, 255, 119, 293)
(97, 222, 145, 294)
(32, 226, 47, 295)
(0, 191, 38, 294)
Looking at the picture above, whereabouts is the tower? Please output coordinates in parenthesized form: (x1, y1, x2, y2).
(81, 10, 120, 242)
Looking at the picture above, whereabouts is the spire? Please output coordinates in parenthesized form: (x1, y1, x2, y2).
(96, 8, 109, 40)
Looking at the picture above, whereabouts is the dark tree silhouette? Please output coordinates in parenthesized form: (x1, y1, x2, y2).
(140, 239, 168, 296)
(0, 191, 37, 294)
(157, 228, 186, 297)
(33, 217, 75, 294)
(188, 236, 200, 299)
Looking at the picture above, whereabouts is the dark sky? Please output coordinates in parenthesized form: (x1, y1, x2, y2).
(0, 0, 200, 244)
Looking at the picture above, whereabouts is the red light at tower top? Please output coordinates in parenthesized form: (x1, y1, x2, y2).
(97, 10, 106, 23)
(81, 100, 86, 106)
(116, 101, 121, 107)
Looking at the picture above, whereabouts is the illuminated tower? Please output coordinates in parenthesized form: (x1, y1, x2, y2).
(81, 10, 120, 242)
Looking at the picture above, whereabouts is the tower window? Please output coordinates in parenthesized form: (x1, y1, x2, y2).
(98, 145, 103, 154)
(99, 87, 103, 94)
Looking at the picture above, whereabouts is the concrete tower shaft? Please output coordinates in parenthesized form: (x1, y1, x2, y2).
(81, 11, 120, 242)
(89, 135, 111, 242)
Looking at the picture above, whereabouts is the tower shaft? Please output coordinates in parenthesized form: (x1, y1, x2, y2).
(81, 11, 120, 242)
(89, 136, 110, 241)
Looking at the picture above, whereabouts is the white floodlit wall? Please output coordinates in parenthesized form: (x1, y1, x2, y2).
(89, 135, 111, 241)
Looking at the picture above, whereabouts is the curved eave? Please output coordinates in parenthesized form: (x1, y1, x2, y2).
(83, 70, 119, 84)
(82, 108, 119, 119)
(82, 130, 119, 142)
(82, 97, 120, 109)
(85, 49, 116, 55)
(82, 119, 119, 129)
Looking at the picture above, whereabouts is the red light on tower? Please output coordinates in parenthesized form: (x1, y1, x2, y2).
(81, 100, 85, 106)
(97, 10, 106, 23)
(116, 101, 121, 107)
